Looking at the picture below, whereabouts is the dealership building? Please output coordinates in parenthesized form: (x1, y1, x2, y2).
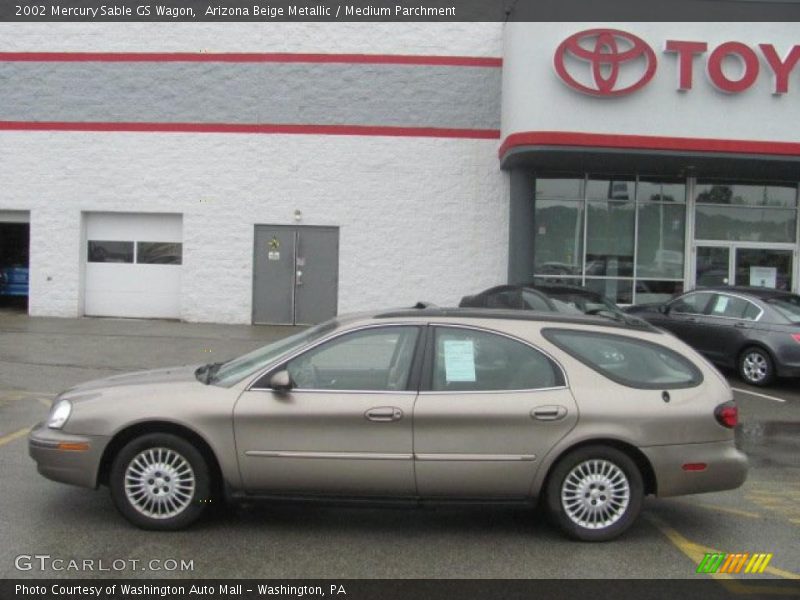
(2, 22, 800, 324)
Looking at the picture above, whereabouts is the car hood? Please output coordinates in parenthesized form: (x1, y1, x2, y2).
(61, 365, 203, 398)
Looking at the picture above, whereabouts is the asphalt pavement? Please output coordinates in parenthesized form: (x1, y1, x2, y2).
(0, 308, 798, 582)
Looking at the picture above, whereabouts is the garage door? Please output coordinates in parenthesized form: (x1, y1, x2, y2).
(84, 213, 182, 319)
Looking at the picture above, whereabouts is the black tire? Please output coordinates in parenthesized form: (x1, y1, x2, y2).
(109, 433, 212, 530)
(738, 346, 775, 387)
(545, 445, 644, 542)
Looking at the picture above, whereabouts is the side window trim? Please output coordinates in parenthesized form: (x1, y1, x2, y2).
(419, 323, 568, 393)
(705, 293, 764, 322)
(248, 323, 422, 393)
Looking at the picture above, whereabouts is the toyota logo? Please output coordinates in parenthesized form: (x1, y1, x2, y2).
(554, 29, 657, 97)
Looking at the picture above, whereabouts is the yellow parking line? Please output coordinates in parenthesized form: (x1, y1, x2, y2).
(0, 427, 32, 447)
(646, 513, 800, 581)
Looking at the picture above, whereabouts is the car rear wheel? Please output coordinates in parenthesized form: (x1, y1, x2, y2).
(739, 347, 775, 387)
(545, 445, 643, 542)
(110, 433, 211, 530)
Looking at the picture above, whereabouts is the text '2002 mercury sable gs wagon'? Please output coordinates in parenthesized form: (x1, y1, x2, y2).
(29, 307, 747, 541)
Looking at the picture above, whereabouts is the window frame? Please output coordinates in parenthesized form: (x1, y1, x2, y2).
(668, 291, 716, 316)
(250, 323, 426, 394)
(542, 328, 704, 390)
(704, 293, 764, 322)
(419, 324, 568, 394)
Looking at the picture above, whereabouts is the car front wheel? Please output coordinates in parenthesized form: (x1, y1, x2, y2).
(109, 433, 211, 530)
(739, 347, 775, 387)
(545, 445, 643, 542)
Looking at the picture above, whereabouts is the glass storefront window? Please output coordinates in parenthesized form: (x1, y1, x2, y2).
(635, 281, 684, 304)
(695, 205, 796, 243)
(637, 178, 686, 203)
(695, 182, 797, 207)
(535, 177, 584, 199)
(531, 174, 798, 305)
(636, 203, 686, 279)
(533, 199, 584, 277)
(587, 177, 636, 201)
(734, 249, 793, 291)
(584, 278, 633, 304)
(586, 201, 634, 277)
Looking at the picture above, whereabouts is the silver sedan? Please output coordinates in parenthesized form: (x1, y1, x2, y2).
(29, 308, 747, 541)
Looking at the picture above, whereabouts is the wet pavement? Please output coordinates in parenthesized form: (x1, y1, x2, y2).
(0, 311, 798, 582)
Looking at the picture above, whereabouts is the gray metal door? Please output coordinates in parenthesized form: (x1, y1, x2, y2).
(252, 225, 339, 325)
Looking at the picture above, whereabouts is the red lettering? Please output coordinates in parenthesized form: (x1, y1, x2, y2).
(664, 40, 708, 90)
(759, 43, 800, 94)
(707, 42, 760, 93)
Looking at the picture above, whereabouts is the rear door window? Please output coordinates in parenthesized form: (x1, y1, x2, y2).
(431, 327, 564, 391)
(543, 329, 703, 389)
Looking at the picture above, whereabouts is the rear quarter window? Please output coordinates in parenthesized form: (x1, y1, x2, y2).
(542, 328, 703, 389)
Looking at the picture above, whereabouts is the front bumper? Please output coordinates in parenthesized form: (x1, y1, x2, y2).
(28, 422, 110, 489)
(641, 440, 748, 497)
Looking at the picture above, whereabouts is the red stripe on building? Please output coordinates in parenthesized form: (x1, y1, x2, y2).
(0, 52, 502, 67)
(0, 121, 501, 139)
(499, 131, 800, 159)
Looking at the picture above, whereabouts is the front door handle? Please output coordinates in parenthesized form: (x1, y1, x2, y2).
(365, 406, 403, 422)
(531, 405, 568, 421)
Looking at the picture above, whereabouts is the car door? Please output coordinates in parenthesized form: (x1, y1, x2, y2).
(233, 325, 422, 496)
(413, 325, 578, 498)
(659, 291, 715, 348)
(694, 293, 761, 365)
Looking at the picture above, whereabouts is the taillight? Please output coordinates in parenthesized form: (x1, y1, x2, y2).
(792, 333, 800, 343)
(715, 402, 738, 429)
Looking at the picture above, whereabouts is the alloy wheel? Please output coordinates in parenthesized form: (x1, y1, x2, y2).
(561, 459, 631, 530)
(124, 447, 196, 519)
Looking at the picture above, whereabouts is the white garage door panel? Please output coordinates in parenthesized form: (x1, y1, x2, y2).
(84, 213, 182, 319)
(85, 264, 181, 318)
(86, 213, 182, 241)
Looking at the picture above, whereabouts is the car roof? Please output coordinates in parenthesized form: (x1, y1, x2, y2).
(471, 283, 605, 300)
(693, 286, 796, 300)
(370, 306, 656, 332)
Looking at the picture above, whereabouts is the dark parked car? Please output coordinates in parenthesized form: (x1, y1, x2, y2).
(460, 283, 625, 319)
(626, 286, 800, 386)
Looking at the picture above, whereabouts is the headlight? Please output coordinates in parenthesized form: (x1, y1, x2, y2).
(47, 399, 72, 429)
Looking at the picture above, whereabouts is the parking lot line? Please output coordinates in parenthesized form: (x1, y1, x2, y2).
(646, 513, 800, 581)
(0, 427, 31, 447)
(730, 387, 786, 403)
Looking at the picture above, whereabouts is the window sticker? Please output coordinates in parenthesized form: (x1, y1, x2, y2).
(443, 340, 476, 382)
(713, 296, 730, 313)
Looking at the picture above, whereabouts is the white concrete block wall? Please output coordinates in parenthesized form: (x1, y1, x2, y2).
(0, 23, 504, 56)
(0, 23, 508, 323)
(0, 132, 508, 323)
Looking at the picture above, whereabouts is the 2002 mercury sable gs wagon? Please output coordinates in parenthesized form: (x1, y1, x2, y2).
(29, 308, 747, 541)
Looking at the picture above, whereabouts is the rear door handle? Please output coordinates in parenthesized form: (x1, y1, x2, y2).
(531, 405, 568, 421)
(365, 407, 403, 422)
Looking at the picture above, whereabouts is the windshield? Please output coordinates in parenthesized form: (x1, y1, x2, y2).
(767, 295, 800, 323)
(209, 320, 338, 386)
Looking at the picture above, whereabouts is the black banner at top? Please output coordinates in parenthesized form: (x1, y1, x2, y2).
(4, 0, 800, 22)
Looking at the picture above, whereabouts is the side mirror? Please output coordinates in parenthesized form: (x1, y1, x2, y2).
(658, 304, 670, 315)
(269, 370, 293, 392)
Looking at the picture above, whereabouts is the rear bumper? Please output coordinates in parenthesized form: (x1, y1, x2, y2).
(28, 423, 110, 489)
(641, 440, 748, 497)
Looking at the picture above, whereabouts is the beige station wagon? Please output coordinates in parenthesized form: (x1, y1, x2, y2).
(29, 308, 747, 541)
